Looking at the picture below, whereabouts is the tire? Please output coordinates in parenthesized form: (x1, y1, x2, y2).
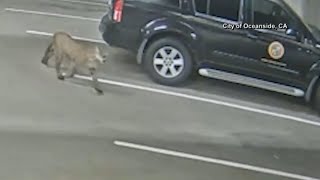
(143, 37, 193, 86)
(313, 83, 320, 113)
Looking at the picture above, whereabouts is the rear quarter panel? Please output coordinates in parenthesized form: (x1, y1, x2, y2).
(115, 0, 183, 51)
(139, 16, 203, 64)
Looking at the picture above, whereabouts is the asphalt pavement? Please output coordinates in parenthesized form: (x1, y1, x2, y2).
(0, 0, 320, 180)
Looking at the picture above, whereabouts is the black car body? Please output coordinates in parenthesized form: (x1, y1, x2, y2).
(99, 0, 320, 110)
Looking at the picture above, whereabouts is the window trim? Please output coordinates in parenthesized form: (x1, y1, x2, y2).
(195, 12, 240, 25)
(254, 29, 298, 41)
(192, 0, 244, 23)
(239, 0, 245, 22)
(206, 0, 211, 15)
(178, 0, 182, 9)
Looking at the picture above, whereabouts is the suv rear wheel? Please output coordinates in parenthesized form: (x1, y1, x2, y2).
(143, 37, 193, 86)
(313, 82, 320, 113)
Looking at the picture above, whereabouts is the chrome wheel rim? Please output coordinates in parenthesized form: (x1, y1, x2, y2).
(153, 46, 184, 78)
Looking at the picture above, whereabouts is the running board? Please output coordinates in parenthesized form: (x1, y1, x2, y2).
(198, 69, 305, 97)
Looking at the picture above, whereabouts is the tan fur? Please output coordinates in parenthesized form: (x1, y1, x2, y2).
(41, 32, 107, 95)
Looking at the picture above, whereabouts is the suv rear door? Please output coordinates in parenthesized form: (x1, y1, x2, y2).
(190, 0, 266, 75)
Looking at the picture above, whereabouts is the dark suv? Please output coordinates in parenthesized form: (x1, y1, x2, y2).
(99, 0, 320, 111)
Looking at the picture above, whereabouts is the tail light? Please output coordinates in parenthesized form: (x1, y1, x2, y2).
(113, 0, 124, 22)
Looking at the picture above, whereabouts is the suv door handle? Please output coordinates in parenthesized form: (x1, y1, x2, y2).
(298, 48, 313, 54)
(306, 49, 313, 54)
(247, 33, 258, 40)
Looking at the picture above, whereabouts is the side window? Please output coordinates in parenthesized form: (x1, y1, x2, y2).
(194, 0, 241, 22)
(138, 0, 180, 8)
(253, 0, 295, 33)
(161, 0, 180, 7)
(209, 0, 241, 21)
(194, 0, 208, 14)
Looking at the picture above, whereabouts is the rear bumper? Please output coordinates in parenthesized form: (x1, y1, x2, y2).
(99, 14, 140, 52)
(99, 12, 112, 34)
(99, 16, 119, 47)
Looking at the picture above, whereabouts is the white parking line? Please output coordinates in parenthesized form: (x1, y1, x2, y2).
(5, 8, 100, 22)
(114, 140, 319, 180)
(26, 30, 105, 44)
(75, 74, 320, 127)
(26, 30, 320, 128)
(57, 0, 107, 6)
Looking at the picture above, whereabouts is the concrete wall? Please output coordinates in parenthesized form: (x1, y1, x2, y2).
(284, 0, 304, 17)
(284, 0, 320, 28)
(303, 0, 320, 27)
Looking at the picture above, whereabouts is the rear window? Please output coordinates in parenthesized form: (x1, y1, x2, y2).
(194, 0, 241, 22)
(136, 0, 180, 8)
